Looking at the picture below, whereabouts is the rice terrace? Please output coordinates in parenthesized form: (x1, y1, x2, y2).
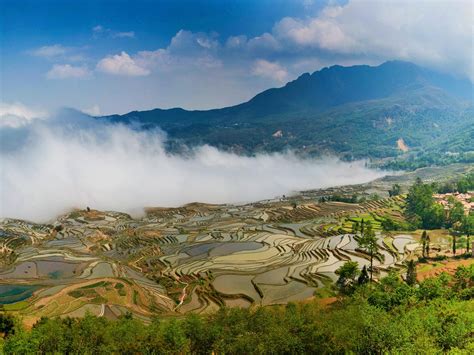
(1, 0, 473, 352)
(1, 165, 472, 326)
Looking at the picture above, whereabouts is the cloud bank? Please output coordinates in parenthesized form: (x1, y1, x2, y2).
(0, 102, 47, 128)
(0, 109, 385, 222)
(93, 0, 472, 81)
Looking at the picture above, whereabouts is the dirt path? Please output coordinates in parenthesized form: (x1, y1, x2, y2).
(99, 304, 105, 317)
(417, 258, 474, 281)
(174, 283, 189, 310)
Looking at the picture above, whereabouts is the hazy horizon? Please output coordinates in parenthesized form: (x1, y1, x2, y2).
(0, 109, 386, 222)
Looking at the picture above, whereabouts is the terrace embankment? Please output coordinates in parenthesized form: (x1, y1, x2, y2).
(0, 186, 428, 319)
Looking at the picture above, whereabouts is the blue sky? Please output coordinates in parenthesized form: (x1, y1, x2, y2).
(1, 0, 471, 116)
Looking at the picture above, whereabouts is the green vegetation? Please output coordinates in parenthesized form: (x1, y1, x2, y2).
(105, 62, 472, 163)
(335, 261, 360, 295)
(406, 178, 443, 229)
(114, 283, 126, 297)
(2, 168, 473, 348)
(319, 194, 359, 203)
(79, 281, 112, 290)
(383, 126, 474, 171)
(357, 221, 379, 281)
(405, 260, 417, 286)
(405, 177, 473, 231)
(1, 302, 29, 312)
(438, 173, 474, 194)
(388, 183, 401, 197)
(1, 265, 473, 354)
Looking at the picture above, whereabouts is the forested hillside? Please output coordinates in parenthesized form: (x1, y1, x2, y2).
(103, 61, 473, 162)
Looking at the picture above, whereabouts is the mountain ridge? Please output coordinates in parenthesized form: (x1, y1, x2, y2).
(104, 61, 472, 118)
(101, 61, 473, 161)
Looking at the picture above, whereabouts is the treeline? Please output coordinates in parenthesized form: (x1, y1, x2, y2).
(437, 173, 474, 194)
(405, 177, 473, 230)
(382, 151, 474, 171)
(1, 265, 473, 354)
(319, 193, 380, 204)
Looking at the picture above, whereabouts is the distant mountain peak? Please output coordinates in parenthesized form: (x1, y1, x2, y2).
(103, 60, 472, 160)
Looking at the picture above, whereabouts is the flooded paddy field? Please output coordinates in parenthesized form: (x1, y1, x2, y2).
(0, 179, 428, 320)
(0, 284, 41, 304)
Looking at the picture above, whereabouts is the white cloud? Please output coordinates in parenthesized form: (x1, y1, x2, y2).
(0, 116, 384, 221)
(272, 0, 473, 79)
(46, 64, 92, 79)
(114, 31, 135, 38)
(29, 44, 85, 62)
(252, 59, 288, 82)
(93, 24, 135, 39)
(30, 44, 68, 59)
(0, 102, 47, 128)
(93, 25, 104, 33)
(133, 30, 222, 72)
(170, 30, 219, 52)
(81, 104, 101, 116)
(96, 51, 150, 76)
(226, 35, 248, 49)
(247, 33, 281, 52)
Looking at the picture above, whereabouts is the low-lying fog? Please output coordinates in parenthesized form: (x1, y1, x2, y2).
(0, 106, 386, 222)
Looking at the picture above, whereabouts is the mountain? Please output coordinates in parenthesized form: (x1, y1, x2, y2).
(103, 61, 473, 160)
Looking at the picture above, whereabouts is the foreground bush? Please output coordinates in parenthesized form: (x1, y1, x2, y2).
(1, 266, 474, 354)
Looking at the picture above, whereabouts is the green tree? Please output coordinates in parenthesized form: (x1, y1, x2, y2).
(418, 273, 451, 300)
(424, 203, 445, 229)
(425, 233, 431, 258)
(358, 222, 379, 281)
(183, 313, 219, 354)
(335, 261, 360, 295)
(352, 221, 359, 234)
(0, 313, 15, 337)
(367, 272, 414, 310)
(461, 214, 473, 254)
(357, 265, 370, 285)
(457, 177, 472, 193)
(109, 316, 147, 354)
(406, 180, 445, 229)
(405, 260, 417, 286)
(448, 201, 465, 228)
(452, 264, 474, 299)
(389, 183, 401, 197)
(381, 217, 403, 231)
(421, 230, 428, 258)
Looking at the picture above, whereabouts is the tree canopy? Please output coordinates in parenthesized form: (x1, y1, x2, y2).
(1, 265, 473, 354)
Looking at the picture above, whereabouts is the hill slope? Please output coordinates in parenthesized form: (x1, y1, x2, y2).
(103, 61, 473, 159)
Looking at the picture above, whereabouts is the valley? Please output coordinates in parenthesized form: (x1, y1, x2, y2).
(1, 164, 471, 324)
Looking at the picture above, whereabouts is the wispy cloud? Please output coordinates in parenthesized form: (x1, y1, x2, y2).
(29, 44, 85, 62)
(30, 44, 68, 59)
(93, 24, 135, 39)
(46, 64, 92, 79)
(0, 102, 47, 128)
(81, 104, 101, 116)
(114, 31, 135, 38)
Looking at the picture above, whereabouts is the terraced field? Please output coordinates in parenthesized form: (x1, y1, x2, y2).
(0, 184, 433, 322)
